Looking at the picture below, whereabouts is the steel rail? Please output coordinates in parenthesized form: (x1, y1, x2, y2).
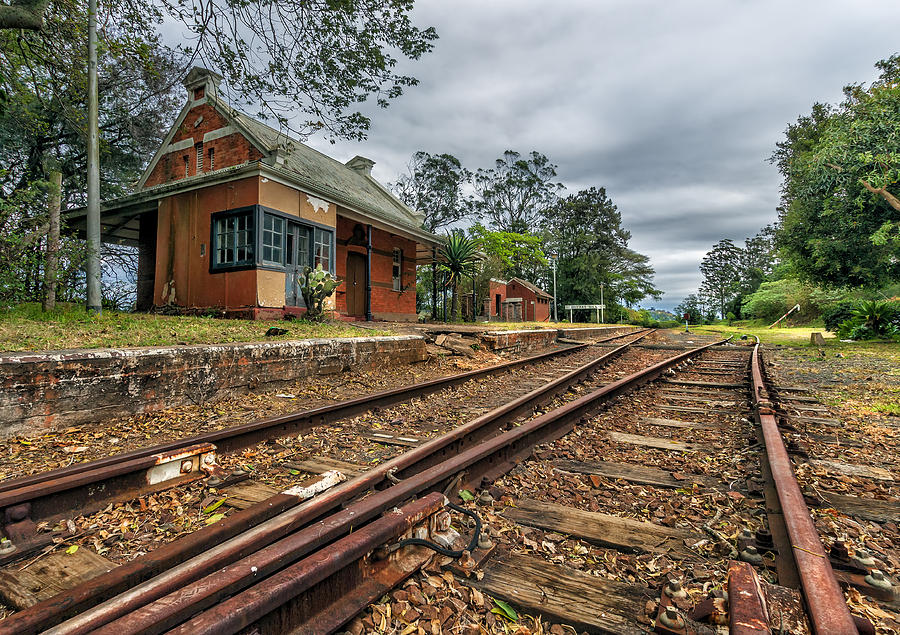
(1, 332, 647, 533)
(0, 340, 598, 496)
(751, 344, 858, 635)
(60, 337, 727, 635)
(5, 330, 652, 635)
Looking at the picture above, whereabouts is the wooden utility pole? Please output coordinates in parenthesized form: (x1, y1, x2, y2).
(42, 169, 62, 312)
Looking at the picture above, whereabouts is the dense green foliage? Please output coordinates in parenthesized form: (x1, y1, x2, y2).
(740, 279, 845, 324)
(837, 300, 900, 340)
(542, 187, 659, 318)
(773, 56, 900, 287)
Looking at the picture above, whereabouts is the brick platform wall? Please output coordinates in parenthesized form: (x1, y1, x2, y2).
(0, 336, 426, 438)
(556, 326, 637, 341)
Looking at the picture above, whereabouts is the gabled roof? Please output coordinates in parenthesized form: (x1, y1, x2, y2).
(508, 277, 553, 299)
(129, 67, 430, 240)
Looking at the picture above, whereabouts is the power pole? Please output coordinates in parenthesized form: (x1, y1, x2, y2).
(85, 0, 102, 314)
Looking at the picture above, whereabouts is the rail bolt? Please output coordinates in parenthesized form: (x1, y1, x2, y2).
(664, 579, 687, 599)
(658, 606, 685, 630)
(754, 528, 773, 548)
(181, 460, 193, 474)
(0, 538, 16, 555)
(204, 454, 216, 465)
(477, 490, 494, 506)
(854, 549, 877, 567)
(477, 534, 494, 550)
(740, 545, 763, 565)
(434, 511, 452, 532)
(865, 570, 893, 590)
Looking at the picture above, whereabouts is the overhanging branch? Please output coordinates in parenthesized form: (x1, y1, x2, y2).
(0, 0, 50, 30)
(860, 178, 900, 212)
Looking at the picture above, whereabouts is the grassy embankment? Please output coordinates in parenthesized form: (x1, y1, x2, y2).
(690, 323, 899, 416)
(0, 303, 394, 353)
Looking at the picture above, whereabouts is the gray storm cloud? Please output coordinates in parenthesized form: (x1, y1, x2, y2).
(302, 0, 900, 308)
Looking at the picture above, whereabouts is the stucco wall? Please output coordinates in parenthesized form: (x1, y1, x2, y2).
(0, 336, 427, 438)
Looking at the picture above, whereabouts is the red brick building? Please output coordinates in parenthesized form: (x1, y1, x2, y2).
(67, 67, 439, 321)
(487, 277, 553, 322)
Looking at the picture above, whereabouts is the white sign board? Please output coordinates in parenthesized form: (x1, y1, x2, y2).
(564, 304, 604, 310)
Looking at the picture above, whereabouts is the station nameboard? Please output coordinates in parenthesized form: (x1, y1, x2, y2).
(564, 304, 605, 310)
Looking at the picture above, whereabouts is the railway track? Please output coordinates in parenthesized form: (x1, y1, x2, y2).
(0, 328, 649, 562)
(1, 329, 896, 633)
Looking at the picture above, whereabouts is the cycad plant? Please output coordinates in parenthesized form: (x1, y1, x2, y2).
(439, 231, 479, 321)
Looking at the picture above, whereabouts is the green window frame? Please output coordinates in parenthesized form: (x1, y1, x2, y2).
(213, 209, 254, 269)
(262, 214, 285, 265)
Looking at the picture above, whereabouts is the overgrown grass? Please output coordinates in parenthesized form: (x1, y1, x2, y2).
(689, 323, 837, 346)
(0, 303, 394, 353)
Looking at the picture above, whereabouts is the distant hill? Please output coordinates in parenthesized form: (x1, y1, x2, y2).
(646, 309, 677, 321)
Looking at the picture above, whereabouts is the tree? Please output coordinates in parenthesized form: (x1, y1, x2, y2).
(0, 0, 50, 30)
(392, 152, 471, 233)
(0, 0, 182, 308)
(469, 224, 546, 280)
(674, 294, 703, 324)
(773, 56, 900, 287)
(439, 231, 479, 322)
(473, 151, 562, 233)
(698, 239, 742, 319)
(1, 0, 437, 142)
(542, 187, 660, 317)
(392, 151, 472, 318)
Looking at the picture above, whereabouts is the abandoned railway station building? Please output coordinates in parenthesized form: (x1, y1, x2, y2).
(68, 67, 440, 321)
(486, 278, 553, 322)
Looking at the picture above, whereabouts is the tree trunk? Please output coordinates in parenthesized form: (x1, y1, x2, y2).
(42, 170, 62, 312)
(0, 0, 50, 30)
(452, 282, 459, 322)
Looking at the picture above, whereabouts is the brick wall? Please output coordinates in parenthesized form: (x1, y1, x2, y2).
(144, 103, 266, 188)
(334, 217, 418, 320)
(0, 336, 426, 437)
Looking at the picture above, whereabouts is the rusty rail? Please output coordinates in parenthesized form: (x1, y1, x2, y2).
(751, 344, 858, 635)
(1, 334, 657, 547)
(33, 337, 726, 635)
(3, 330, 653, 635)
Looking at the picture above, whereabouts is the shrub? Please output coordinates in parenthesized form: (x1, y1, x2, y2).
(822, 302, 855, 332)
(837, 300, 900, 340)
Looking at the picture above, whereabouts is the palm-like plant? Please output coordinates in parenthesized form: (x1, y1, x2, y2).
(439, 231, 479, 321)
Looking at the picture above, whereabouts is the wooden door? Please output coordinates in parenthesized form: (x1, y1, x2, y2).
(346, 252, 366, 316)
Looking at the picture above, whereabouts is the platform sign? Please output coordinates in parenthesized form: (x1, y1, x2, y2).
(564, 304, 605, 323)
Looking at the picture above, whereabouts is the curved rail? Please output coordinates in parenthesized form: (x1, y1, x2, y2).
(20, 336, 726, 635)
(751, 343, 858, 635)
(2, 329, 654, 634)
(0, 330, 648, 533)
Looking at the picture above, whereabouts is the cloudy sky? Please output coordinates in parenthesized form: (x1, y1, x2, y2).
(299, 0, 900, 310)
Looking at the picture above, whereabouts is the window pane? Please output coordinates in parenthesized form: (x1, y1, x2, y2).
(213, 211, 255, 268)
